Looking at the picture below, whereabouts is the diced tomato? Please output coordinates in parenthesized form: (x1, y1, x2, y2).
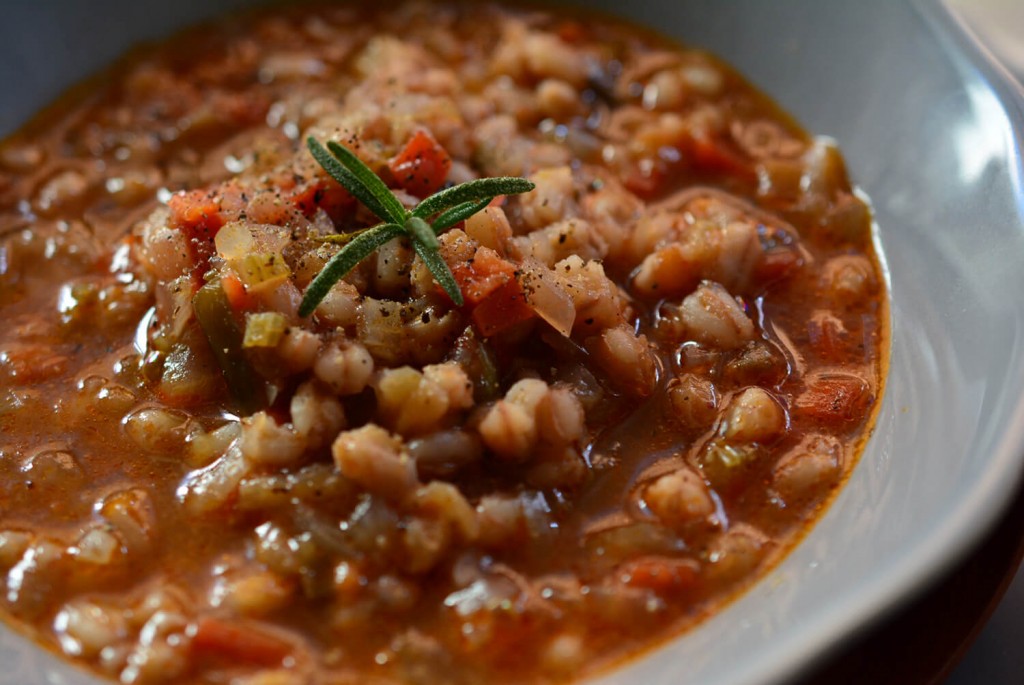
(793, 373, 873, 425)
(190, 617, 292, 667)
(471, 279, 536, 337)
(448, 246, 517, 306)
(289, 179, 355, 222)
(618, 557, 700, 596)
(313, 183, 355, 221)
(440, 244, 536, 335)
(388, 129, 451, 198)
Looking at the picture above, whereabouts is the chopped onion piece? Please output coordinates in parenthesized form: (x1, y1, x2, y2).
(519, 260, 575, 337)
(214, 222, 255, 260)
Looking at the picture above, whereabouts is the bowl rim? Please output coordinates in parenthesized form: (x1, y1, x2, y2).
(741, 2, 1024, 681)
(1, 2, 1023, 684)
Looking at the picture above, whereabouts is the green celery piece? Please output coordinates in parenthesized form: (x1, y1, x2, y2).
(192, 281, 267, 414)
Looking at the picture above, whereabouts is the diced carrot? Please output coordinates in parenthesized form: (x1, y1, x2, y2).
(169, 189, 224, 284)
(221, 271, 257, 312)
(793, 373, 873, 425)
(190, 617, 292, 667)
(618, 556, 700, 595)
(471, 279, 536, 337)
(388, 129, 451, 198)
(448, 246, 517, 306)
(168, 189, 224, 241)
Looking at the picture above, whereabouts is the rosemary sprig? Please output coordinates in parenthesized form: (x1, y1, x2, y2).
(300, 137, 534, 317)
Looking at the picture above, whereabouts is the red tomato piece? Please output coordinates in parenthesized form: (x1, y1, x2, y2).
(471, 279, 536, 337)
(448, 246, 517, 306)
(289, 179, 355, 222)
(388, 129, 452, 198)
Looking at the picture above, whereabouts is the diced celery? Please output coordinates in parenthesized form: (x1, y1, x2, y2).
(192, 281, 267, 413)
(234, 252, 291, 291)
(242, 312, 287, 348)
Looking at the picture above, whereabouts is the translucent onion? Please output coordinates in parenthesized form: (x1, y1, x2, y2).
(214, 222, 254, 260)
(518, 259, 575, 337)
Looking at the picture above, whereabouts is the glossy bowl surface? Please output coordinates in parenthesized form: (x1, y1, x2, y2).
(2, 1, 1023, 684)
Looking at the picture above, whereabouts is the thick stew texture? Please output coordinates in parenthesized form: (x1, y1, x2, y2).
(0, 2, 887, 684)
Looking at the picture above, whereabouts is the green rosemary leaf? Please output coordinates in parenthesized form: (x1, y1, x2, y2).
(306, 138, 398, 224)
(325, 141, 407, 224)
(412, 240, 464, 307)
(412, 177, 535, 220)
(298, 223, 404, 317)
(404, 216, 439, 250)
(432, 198, 493, 232)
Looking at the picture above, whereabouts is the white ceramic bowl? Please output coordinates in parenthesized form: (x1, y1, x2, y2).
(2, 1, 1024, 684)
